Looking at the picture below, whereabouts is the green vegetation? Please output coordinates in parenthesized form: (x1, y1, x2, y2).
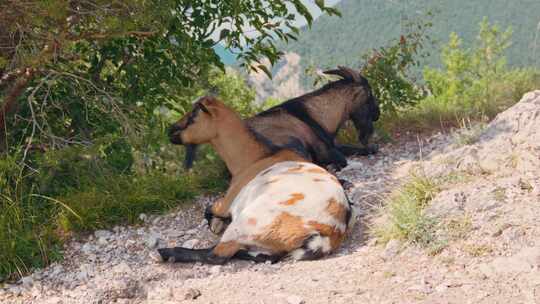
(379, 19, 539, 133)
(374, 173, 440, 247)
(0, 0, 338, 282)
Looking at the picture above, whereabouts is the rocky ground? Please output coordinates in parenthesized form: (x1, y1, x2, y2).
(1, 91, 540, 304)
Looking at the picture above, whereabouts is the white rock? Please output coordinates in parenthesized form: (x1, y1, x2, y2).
(435, 283, 449, 293)
(286, 294, 305, 304)
(97, 236, 108, 246)
(147, 286, 172, 300)
(381, 239, 401, 260)
(209, 265, 221, 276)
(139, 213, 148, 222)
(146, 233, 160, 248)
(184, 288, 202, 300)
(94, 230, 111, 239)
(21, 276, 34, 288)
(77, 270, 89, 282)
(113, 262, 131, 274)
(82, 243, 94, 254)
(182, 239, 200, 249)
(185, 228, 199, 235)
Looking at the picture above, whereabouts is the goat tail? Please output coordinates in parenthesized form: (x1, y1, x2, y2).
(289, 234, 332, 261)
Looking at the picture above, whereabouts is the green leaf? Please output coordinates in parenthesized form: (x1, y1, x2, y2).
(256, 64, 273, 79)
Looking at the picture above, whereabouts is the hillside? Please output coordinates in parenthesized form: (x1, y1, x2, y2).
(2, 90, 539, 303)
(280, 0, 540, 85)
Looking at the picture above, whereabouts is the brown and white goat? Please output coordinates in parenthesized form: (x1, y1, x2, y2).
(154, 96, 355, 264)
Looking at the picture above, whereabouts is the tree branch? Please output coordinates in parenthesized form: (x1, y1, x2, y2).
(0, 67, 36, 152)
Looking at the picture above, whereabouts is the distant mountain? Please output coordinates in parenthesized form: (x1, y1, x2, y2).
(279, 0, 540, 85)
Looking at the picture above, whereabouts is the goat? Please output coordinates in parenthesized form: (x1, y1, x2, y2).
(154, 96, 355, 264)
(184, 66, 380, 171)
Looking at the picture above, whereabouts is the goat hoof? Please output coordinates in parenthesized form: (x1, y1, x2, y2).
(150, 250, 166, 263)
(209, 218, 226, 234)
(367, 143, 379, 154)
(155, 248, 178, 263)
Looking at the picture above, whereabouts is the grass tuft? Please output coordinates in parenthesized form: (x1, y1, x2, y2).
(373, 173, 441, 247)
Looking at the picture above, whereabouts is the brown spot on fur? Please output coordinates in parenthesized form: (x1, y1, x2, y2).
(313, 178, 325, 182)
(247, 218, 257, 225)
(286, 164, 305, 173)
(279, 193, 305, 206)
(325, 197, 347, 222)
(307, 221, 345, 251)
(306, 168, 327, 174)
(253, 212, 309, 253)
(213, 241, 242, 257)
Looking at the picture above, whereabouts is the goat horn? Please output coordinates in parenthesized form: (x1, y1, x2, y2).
(323, 66, 364, 84)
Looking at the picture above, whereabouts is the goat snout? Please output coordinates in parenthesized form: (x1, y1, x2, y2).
(168, 124, 183, 145)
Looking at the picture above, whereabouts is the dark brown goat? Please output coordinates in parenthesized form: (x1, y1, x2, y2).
(184, 66, 380, 171)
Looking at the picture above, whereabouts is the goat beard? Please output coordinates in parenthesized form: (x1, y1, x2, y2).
(183, 144, 198, 169)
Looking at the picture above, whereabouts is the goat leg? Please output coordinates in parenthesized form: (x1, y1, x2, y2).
(336, 143, 378, 156)
(154, 241, 243, 265)
(328, 148, 348, 170)
(154, 247, 229, 265)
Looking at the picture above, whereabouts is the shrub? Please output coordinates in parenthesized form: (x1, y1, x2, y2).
(397, 19, 540, 131)
(360, 15, 433, 114)
(373, 173, 440, 246)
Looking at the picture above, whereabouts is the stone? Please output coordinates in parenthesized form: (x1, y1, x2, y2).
(21, 276, 34, 288)
(182, 239, 200, 249)
(184, 288, 202, 300)
(81, 243, 94, 254)
(105, 278, 139, 299)
(185, 228, 198, 235)
(209, 265, 221, 276)
(381, 239, 401, 260)
(285, 294, 305, 304)
(112, 262, 131, 274)
(94, 230, 111, 239)
(97, 237, 109, 246)
(79, 270, 90, 282)
(146, 233, 160, 248)
(147, 286, 173, 300)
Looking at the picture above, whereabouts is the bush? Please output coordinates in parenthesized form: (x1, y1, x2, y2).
(360, 15, 433, 114)
(0, 67, 255, 282)
(390, 19, 540, 131)
(0, 156, 62, 281)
